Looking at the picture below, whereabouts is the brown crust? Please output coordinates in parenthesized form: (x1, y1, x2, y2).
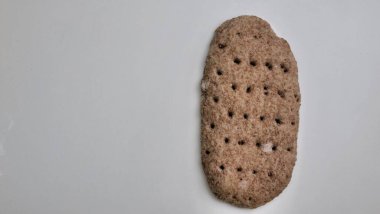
(201, 15, 300, 208)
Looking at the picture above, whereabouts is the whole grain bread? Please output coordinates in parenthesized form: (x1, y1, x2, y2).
(201, 15, 300, 208)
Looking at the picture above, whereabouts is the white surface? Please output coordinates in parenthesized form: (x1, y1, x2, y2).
(1, 0, 380, 213)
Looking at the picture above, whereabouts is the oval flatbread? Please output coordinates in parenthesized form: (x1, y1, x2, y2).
(201, 15, 300, 208)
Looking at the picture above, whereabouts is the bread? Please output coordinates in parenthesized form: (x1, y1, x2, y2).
(200, 15, 300, 208)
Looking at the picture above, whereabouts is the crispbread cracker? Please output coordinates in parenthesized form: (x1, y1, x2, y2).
(201, 15, 300, 208)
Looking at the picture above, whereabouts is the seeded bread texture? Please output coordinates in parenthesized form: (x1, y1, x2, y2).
(200, 15, 300, 208)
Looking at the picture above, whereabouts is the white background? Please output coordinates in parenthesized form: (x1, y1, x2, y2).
(1, 0, 380, 213)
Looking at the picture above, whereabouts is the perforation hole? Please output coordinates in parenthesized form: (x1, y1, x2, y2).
(287, 147, 292, 152)
(294, 94, 300, 102)
(231, 84, 237, 91)
(243, 113, 249, 119)
(205, 150, 210, 155)
(278, 90, 285, 98)
(260, 116, 265, 121)
(216, 69, 223, 76)
(291, 121, 295, 126)
(238, 140, 246, 145)
(237, 167, 243, 172)
(256, 140, 262, 147)
(263, 85, 269, 95)
(275, 118, 283, 125)
(224, 138, 230, 144)
(234, 58, 241, 64)
(268, 171, 273, 177)
(220, 165, 225, 170)
(252, 170, 257, 174)
(272, 145, 277, 151)
(281, 63, 289, 73)
(265, 62, 273, 70)
(210, 123, 215, 129)
(246, 86, 252, 93)
(248, 197, 253, 201)
(228, 111, 234, 118)
(250, 60, 257, 67)
(218, 44, 226, 49)
(213, 96, 219, 103)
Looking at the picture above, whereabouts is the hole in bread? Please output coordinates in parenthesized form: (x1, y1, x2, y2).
(236, 32, 241, 36)
(281, 63, 289, 73)
(213, 96, 219, 103)
(231, 84, 237, 91)
(205, 150, 210, 155)
(250, 60, 257, 67)
(237, 167, 243, 172)
(228, 111, 234, 118)
(260, 116, 265, 121)
(252, 170, 257, 174)
(275, 118, 283, 125)
(287, 147, 292, 152)
(246, 86, 252, 93)
(294, 94, 300, 102)
(263, 85, 269, 95)
(243, 113, 249, 119)
(256, 140, 262, 147)
(224, 137, 230, 144)
(277, 90, 285, 98)
(233, 58, 241, 64)
(291, 121, 295, 126)
(239, 178, 243, 181)
(248, 197, 253, 201)
(272, 145, 277, 151)
(233, 195, 237, 200)
(238, 140, 245, 145)
(219, 165, 225, 170)
(216, 69, 223, 76)
(210, 123, 215, 129)
(218, 43, 226, 49)
(265, 62, 273, 70)
(268, 171, 273, 177)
